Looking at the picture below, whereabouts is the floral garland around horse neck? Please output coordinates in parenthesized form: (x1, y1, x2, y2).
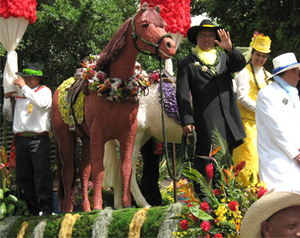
(81, 55, 159, 103)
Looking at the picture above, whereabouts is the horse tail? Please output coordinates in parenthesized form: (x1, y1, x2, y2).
(95, 18, 131, 74)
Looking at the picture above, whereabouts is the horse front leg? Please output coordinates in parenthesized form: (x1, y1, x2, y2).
(90, 141, 105, 210)
(79, 138, 91, 211)
(119, 131, 137, 208)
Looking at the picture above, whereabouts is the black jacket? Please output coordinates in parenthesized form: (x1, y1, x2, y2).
(176, 47, 246, 154)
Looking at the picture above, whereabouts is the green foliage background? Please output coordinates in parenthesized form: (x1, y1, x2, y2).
(1, 0, 300, 91)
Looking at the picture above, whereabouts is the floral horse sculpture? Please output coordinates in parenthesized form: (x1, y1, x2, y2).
(51, 3, 176, 212)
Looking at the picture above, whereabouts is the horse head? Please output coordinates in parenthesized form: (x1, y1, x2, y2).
(95, 3, 176, 78)
(131, 2, 176, 60)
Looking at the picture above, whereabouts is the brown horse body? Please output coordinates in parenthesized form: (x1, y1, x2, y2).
(51, 3, 176, 212)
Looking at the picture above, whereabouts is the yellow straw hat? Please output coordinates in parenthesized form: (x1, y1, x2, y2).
(250, 31, 271, 53)
(240, 189, 300, 237)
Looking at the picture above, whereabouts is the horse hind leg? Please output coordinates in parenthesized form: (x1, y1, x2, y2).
(57, 134, 77, 212)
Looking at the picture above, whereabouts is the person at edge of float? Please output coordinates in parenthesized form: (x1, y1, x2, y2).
(13, 63, 54, 216)
(176, 19, 246, 198)
(232, 32, 272, 187)
(256, 52, 300, 191)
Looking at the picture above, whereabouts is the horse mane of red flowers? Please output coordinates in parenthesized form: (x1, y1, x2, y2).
(140, 0, 191, 37)
(0, 0, 37, 24)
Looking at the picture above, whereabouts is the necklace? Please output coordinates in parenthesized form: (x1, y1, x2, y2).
(193, 47, 220, 74)
(249, 62, 269, 90)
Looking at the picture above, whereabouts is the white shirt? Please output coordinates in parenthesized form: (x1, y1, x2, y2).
(256, 80, 300, 191)
(13, 84, 52, 133)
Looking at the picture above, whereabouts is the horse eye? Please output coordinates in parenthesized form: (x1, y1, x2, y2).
(142, 23, 150, 28)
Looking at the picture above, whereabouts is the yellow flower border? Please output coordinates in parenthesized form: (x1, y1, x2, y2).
(58, 77, 85, 125)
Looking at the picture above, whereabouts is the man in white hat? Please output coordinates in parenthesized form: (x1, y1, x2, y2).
(256, 52, 300, 191)
(240, 189, 300, 237)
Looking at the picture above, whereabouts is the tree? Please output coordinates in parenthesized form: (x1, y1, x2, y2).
(192, 0, 300, 72)
(15, 0, 125, 91)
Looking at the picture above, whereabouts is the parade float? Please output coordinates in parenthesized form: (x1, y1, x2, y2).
(0, 0, 267, 237)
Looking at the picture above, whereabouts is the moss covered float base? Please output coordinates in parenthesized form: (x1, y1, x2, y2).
(0, 203, 185, 238)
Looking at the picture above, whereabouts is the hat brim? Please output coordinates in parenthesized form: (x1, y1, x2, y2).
(240, 189, 300, 237)
(16, 72, 49, 79)
(187, 25, 221, 45)
(266, 63, 300, 80)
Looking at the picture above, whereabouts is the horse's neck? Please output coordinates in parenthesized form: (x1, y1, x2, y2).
(109, 31, 139, 81)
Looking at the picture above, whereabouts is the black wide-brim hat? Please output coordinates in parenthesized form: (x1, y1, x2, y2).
(187, 19, 221, 45)
(16, 63, 49, 78)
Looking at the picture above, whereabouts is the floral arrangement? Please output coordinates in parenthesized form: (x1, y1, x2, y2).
(158, 81, 181, 124)
(141, 0, 191, 37)
(174, 127, 268, 237)
(81, 56, 154, 103)
(0, 0, 37, 24)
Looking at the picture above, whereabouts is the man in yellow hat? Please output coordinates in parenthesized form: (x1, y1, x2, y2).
(232, 32, 272, 186)
(176, 19, 246, 197)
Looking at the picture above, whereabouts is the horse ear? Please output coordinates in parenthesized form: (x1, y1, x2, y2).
(141, 2, 148, 13)
(155, 5, 160, 14)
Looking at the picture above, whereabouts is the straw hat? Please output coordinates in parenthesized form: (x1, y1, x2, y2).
(240, 189, 300, 237)
(187, 19, 221, 45)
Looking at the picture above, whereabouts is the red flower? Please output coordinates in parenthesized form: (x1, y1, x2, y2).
(257, 186, 268, 199)
(214, 233, 223, 238)
(206, 163, 214, 183)
(187, 203, 193, 208)
(213, 189, 222, 195)
(200, 221, 211, 232)
(234, 161, 246, 176)
(228, 201, 239, 211)
(200, 201, 209, 212)
(180, 219, 189, 231)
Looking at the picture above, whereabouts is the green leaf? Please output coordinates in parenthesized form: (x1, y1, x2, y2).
(189, 207, 214, 221)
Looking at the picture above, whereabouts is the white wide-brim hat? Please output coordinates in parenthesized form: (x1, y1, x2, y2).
(240, 189, 300, 238)
(268, 52, 300, 80)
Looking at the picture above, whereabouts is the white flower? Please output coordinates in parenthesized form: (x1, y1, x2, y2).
(194, 62, 200, 66)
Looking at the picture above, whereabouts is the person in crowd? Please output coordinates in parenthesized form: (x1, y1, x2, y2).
(240, 189, 300, 237)
(13, 63, 53, 216)
(232, 32, 272, 186)
(176, 19, 246, 197)
(256, 52, 300, 191)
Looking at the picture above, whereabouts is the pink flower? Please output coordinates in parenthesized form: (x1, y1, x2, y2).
(214, 233, 223, 238)
(213, 189, 222, 195)
(200, 201, 209, 212)
(180, 219, 189, 231)
(151, 72, 160, 82)
(228, 201, 239, 211)
(257, 187, 268, 199)
(206, 163, 214, 183)
(200, 221, 211, 232)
